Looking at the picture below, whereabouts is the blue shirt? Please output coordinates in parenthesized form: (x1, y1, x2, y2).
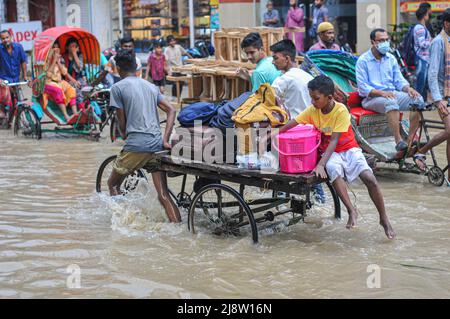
(413, 24, 431, 62)
(0, 43, 28, 83)
(313, 5, 329, 29)
(428, 33, 450, 102)
(356, 49, 409, 98)
(251, 57, 281, 93)
(263, 9, 281, 28)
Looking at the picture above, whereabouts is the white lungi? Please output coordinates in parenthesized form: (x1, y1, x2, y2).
(326, 148, 372, 183)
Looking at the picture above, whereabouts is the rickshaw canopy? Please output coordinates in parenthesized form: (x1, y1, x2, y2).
(33, 26, 101, 67)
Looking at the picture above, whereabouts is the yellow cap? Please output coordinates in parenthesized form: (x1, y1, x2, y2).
(317, 22, 334, 33)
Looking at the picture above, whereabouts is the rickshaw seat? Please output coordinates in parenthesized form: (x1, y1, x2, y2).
(347, 92, 377, 125)
(347, 91, 404, 125)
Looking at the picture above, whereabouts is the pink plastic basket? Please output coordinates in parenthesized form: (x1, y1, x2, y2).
(272, 124, 321, 174)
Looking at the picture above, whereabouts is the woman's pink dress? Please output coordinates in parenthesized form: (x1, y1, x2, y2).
(285, 7, 305, 53)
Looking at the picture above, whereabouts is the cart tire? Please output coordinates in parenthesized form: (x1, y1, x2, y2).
(14, 107, 41, 140)
(96, 155, 147, 194)
(427, 166, 445, 187)
(326, 181, 341, 219)
(308, 182, 341, 220)
(188, 184, 259, 244)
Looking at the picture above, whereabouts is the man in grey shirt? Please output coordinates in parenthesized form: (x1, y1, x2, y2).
(107, 51, 181, 222)
(263, 1, 281, 28)
(413, 9, 450, 181)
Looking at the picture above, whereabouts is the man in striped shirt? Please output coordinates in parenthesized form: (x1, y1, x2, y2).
(413, 5, 432, 100)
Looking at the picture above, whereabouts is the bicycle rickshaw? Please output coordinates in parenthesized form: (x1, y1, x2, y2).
(14, 26, 105, 140)
(301, 49, 449, 187)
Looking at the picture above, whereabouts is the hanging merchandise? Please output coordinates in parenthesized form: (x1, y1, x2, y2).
(210, 3, 220, 30)
(122, 0, 175, 52)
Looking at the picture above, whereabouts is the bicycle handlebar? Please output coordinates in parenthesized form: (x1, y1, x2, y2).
(0, 80, 29, 87)
(415, 97, 450, 112)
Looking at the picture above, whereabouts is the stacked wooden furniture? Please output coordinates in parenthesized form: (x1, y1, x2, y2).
(170, 59, 253, 105)
(214, 27, 285, 62)
(169, 27, 305, 107)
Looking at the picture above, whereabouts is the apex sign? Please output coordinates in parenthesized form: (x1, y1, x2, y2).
(0, 21, 43, 51)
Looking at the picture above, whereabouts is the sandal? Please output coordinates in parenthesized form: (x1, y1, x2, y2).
(413, 153, 427, 172)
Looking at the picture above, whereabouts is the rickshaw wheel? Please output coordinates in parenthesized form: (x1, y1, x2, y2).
(188, 184, 258, 244)
(96, 155, 148, 194)
(428, 166, 445, 187)
(14, 108, 42, 140)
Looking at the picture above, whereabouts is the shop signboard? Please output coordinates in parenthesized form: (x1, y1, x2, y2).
(400, 1, 450, 13)
(0, 21, 43, 51)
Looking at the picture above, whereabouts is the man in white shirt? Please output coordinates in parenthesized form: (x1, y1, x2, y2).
(270, 39, 314, 118)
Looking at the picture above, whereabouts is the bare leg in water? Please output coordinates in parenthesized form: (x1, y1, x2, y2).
(151, 171, 181, 223)
(359, 170, 396, 240)
(332, 173, 396, 240)
(108, 169, 127, 196)
(332, 177, 358, 229)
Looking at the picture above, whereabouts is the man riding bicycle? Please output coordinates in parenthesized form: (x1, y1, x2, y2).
(0, 29, 29, 121)
(413, 9, 450, 183)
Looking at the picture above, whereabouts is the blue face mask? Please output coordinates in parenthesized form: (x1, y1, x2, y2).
(377, 41, 390, 55)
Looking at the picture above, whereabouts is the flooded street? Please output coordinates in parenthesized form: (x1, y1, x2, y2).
(1, 126, 450, 299)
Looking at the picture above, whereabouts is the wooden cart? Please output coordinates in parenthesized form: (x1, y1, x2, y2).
(96, 154, 341, 244)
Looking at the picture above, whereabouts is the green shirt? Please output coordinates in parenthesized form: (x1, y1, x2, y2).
(251, 57, 281, 92)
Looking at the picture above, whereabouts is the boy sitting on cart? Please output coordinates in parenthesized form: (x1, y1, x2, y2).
(264, 75, 396, 239)
(107, 51, 181, 223)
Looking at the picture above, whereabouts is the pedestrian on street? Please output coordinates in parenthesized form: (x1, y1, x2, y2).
(0, 29, 28, 119)
(263, 1, 281, 28)
(284, 0, 305, 53)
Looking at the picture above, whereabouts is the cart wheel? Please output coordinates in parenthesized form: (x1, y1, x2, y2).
(110, 114, 121, 143)
(96, 155, 147, 194)
(14, 107, 41, 140)
(308, 182, 341, 220)
(427, 166, 445, 187)
(188, 184, 259, 243)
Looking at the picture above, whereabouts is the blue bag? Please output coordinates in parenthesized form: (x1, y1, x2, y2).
(209, 92, 252, 132)
(177, 101, 219, 127)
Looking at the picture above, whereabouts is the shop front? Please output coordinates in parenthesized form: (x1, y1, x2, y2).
(2, 0, 55, 28)
(54, 0, 121, 50)
(122, 0, 217, 53)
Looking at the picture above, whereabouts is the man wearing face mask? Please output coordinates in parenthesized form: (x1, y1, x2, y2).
(308, 22, 341, 51)
(356, 28, 424, 153)
(0, 30, 28, 119)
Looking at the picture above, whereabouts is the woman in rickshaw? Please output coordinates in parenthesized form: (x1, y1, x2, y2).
(43, 41, 78, 121)
(63, 37, 87, 103)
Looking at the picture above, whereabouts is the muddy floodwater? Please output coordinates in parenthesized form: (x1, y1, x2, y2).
(1, 122, 450, 299)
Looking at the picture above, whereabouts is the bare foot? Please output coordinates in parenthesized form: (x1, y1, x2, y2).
(346, 210, 358, 229)
(380, 219, 396, 240)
